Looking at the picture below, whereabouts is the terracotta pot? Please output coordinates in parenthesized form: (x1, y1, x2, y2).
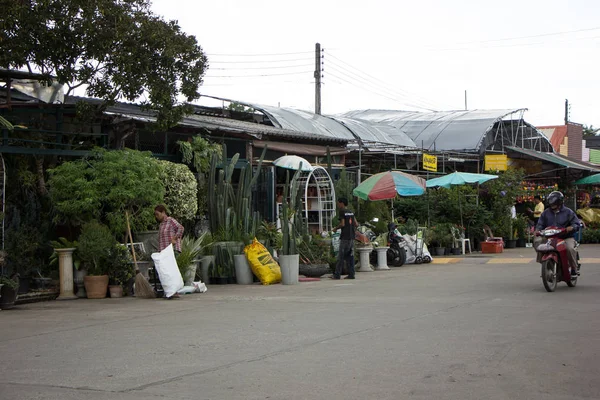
(109, 285, 123, 298)
(83, 275, 109, 299)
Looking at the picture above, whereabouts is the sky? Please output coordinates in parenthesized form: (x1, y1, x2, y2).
(152, 0, 600, 128)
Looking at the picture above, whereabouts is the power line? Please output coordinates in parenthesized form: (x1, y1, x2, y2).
(204, 70, 313, 78)
(210, 64, 313, 71)
(325, 70, 436, 111)
(324, 59, 442, 111)
(208, 57, 313, 64)
(206, 51, 313, 57)
(453, 26, 600, 45)
(326, 51, 451, 110)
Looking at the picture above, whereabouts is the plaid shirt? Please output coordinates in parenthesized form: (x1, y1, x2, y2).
(158, 217, 184, 252)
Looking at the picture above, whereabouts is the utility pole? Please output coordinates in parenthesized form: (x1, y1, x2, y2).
(564, 98, 569, 125)
(464, 90, 468, 110)
(314, 43, 322, 115)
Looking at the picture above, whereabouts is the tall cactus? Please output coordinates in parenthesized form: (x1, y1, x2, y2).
(207, 144, 267, 241)
(280, 166, 305, 255)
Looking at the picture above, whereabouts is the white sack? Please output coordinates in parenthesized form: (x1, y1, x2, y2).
(151, 244, 184, 297)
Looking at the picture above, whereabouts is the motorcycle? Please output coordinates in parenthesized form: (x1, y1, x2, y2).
(366, 223, 407, 267)
(536, 226, 580, 292)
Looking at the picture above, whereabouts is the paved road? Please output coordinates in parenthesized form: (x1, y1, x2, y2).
(1, 246, 599, 400)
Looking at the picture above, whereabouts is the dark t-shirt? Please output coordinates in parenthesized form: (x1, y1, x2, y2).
(340, 208, 356, 240)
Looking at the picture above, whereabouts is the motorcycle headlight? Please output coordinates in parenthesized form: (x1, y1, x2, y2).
(537, 243, 555, 251)
(542, 229, 561, 236)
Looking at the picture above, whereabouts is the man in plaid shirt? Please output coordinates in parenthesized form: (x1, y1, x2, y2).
(154, 205, 184, 252)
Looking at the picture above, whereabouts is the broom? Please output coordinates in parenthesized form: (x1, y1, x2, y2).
(127, 211, 156, 299)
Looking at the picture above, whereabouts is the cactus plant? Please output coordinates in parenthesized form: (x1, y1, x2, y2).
(280, 167, 307, 256)
(207, 145, 267, 242)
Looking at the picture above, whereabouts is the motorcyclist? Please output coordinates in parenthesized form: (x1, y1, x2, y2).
(534, 191, 580, 276)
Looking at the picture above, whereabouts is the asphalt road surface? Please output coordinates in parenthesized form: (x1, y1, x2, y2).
(1, 246, 599, 400)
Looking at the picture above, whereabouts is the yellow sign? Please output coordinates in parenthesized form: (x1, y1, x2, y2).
(423, 153, 437, 172)
(485, 154, 508, 171)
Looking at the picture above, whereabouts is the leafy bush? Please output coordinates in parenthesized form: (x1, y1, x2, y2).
(48, 148, 164, 236)
(107, 244, 133, 285)
(157, 160, 198, 223)
(77, 221, 116, 276)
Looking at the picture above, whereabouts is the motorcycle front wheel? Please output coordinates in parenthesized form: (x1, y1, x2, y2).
(541, 259, 558, 292)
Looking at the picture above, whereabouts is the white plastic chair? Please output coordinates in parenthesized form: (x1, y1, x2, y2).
(451, 226, 471, 255)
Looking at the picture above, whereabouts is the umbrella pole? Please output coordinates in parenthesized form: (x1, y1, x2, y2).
(458, 186, 464, 228)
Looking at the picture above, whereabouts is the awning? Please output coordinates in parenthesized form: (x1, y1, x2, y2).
(253, 140, 349, 156)
(506, 146, 600, 172)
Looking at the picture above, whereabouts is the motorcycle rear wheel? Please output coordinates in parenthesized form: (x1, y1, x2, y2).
(541, 259, 558, 292)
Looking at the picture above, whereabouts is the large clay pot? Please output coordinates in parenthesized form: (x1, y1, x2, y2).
(279, 254, 299, 285)
(83, 275, 109, 299)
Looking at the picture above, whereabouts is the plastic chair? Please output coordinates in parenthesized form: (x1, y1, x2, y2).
(451, 226, 471, 255)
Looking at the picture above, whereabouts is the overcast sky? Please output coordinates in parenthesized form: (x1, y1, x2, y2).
(152, 0, 599, 128)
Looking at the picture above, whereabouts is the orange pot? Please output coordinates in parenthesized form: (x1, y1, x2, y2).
(109, 285, 124, 298)
(83, 275, 109, 299)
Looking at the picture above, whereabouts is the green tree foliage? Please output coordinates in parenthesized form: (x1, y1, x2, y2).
(1, 0, 208, 129)
(157, 160, 198, 223)
(583, 125, 600, 138)
(48, 148, 164, 236)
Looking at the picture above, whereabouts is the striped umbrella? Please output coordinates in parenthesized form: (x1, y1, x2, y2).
(353, 170, 426, 201)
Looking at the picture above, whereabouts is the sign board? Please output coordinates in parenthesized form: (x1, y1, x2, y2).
(485, 154, 508, 171)
(423, 153, 437, 172)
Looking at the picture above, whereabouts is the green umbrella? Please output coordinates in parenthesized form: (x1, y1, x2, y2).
(574, 174, 600, 185)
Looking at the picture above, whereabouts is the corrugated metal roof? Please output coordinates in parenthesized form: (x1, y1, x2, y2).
(341, 109, 542, 152)
(506, 146, 600, 171)
(101, 103, 348, 144)
(200, 96, 417, 149)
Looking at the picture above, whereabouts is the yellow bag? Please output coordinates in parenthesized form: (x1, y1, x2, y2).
(244, 238, 281, 285)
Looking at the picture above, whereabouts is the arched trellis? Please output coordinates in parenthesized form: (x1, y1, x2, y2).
(295, 166, 336, 234)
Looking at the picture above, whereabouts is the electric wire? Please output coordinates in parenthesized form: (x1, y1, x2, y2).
(209, 64, 313, 70)
(208, 57, 313, 64)
(206, 51, 313, 57)
(204, 70, 313, 78)
(324, 60, 443, 111)
(325, 70, 436, 111)
(326, 52, 450, 110)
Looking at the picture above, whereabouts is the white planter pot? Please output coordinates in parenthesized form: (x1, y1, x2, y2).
(200, 256, 215, 284)
(234, 254, 254, 285)
(279, 254, 299, 285)
(183, 261, 199, 286)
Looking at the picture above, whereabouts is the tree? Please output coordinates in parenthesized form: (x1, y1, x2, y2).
(1, 0, 208, 130)
(583, 125, 600, 138)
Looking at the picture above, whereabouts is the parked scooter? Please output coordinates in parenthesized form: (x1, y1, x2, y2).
(535, 226, 580, 292)
(386, 223, 408, 266)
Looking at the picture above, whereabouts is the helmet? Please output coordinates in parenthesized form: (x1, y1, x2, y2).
(547, 191, 564, 207)
(388, 222, 397, 232)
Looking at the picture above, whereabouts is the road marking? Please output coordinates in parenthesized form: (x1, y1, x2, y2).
(580, 258, 600, 264)
(487, 258, 535, 264)
(432, 258, 463, 264)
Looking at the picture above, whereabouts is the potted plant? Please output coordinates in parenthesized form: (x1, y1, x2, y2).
(429, 225, 446, 256)
(279, 168, 305, 285)
(176, 234, 209, 286)
(506, 217, 517, 249)
(77, 221, 115, 299)
(298, 235, 332, 278)
(257, 221, 282, 257)
(211, 244, 237, 284)
(107, 244, 133, 298)
(514, 215, 529, 247)
(0, 274, 19, 309)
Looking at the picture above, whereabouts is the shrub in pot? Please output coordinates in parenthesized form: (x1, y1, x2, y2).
(107, 244, 133, 298)
(176, 234, 210, 286)
(78, 221, 115, 299)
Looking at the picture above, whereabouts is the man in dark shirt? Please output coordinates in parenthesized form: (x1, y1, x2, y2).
(534, 191, 580, 275)
(332, 198, 358, 280)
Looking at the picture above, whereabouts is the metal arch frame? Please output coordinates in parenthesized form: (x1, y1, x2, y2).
(302, 166, 336, 234)
(488, 109, 553, 153)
